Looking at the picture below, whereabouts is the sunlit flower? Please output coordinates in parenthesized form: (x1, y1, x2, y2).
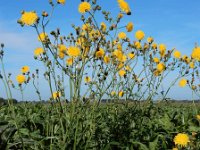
(182, 55, 190, 64)
(52, 91, 61, 99)
(34, 47, 44, 56)
(173, 50, 181, 59)
(128, 52, 135, 59)
(179, 78, 187, 87)
(197, 114, 200, 120)
(172, 148, 178, 150)
(118, 32, 126, 39)
(159, 44, 166, 57)
(58, 44, 67, 52)
(153, 57, 160, 63)
(147, 37, 154, 43)
(118, 69, 126, 77)
(20, 11, 38, 26)
(96, 48, 105, 58)
(101, 22, 107, 32)
(84, 76, 91, 83)
(189, 62, 195, 68)
(16, 74, 26, 84)
(117, 43, 122, 51)
(117, 0, 131, 14)
(113, 50, 126, 62)
(125, 65, 131, 71)
(174, 133, 190, 147)
(126, 22, 133, 32)
(78, 2, 91, 14)
(82, 23, 91, 31)
(67, 46, 81, 57)
(119, 90, 124, 97)
(191, 47, 200, 61)
(38, 32, 48, 43)
(135, 30, 145, 40)
(58, 51, 65, 59)
(157, 62, 165, 72)
(111, 91, 116, 96)
(104, 55, 110, 64)
(21, 66, 29, 73)
(66, 58, 73, 66)
(57, 0, 65, 4)
(134, 41, 142, 49)
(152, 43, 157, 49)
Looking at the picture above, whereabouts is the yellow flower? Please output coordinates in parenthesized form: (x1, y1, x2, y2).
(21, 66, 29, 73)
(58, 44, 67, 52)
(125, 65, 131, 71)
(66, 58, 73, 66)
(134, 41, 142, 49)
(152, 43, 157, 49)
(147, 37, 154, 43)
(153, 57, 160, 63)
(104, 56, 110, 64)
(157, 62, 165, 72)
(117, 43, 122, 51)
(173, 50, 181, 59)
(82, 23, 91, 31)
(16, 74, 26, 84)
(118, 32, 126, 39)
(38, 32, 48, 42)
(119, 69, 126, 77)
(182, 55, 190, 64)
(128, 52, 135, 59)
(191, 47, 200, 61)
(159, 44, 166, 57)
(119, 90, 124, 97)
(172, 148, 178, 150)
(126, 22, 133, 32)
(67, 46, 81, 57)
(78, 2, 91, 14)
(57, 0, 65, 4)
(117, 0, 131, 14)
(135, 30, 145, 40)
(111, 91, 116, 96)
(84, 76, 91, 83)
(153, 70, 160, 76)
(101, 22, 107, 32)
(113, 50, 126, 62)
(197, 114, 200, 120)
(34, 47, 44, 56)
(52, 91, 61, 99)
(96, 48, 105, 58)
(174, 133, 190, 147)
(20, 11, 38, 26)
(179, 78, 187, 87)
(58, 51, 65, 59)
(189, 62, 195, 68)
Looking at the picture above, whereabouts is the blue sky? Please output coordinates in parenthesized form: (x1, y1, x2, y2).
(0, 0, 200, 100)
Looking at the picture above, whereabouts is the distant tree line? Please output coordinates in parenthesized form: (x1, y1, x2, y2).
(0, 97, 18, 106)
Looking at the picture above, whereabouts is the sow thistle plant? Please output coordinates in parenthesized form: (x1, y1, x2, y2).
(0, 0, 200, 149)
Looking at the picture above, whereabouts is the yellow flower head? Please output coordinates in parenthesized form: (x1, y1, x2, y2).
(117, 0, 131, 14)
(159, 44, 166, 57)
(189, 62, 195, 68)
(153, 57, 160, 63)
(111, 91, 116, 96)
(173, 50, 181, 59)
(191, 47, 200, 61)
(58, 51, 65, 59)
(101, 22, 107, 32)
(34, 47, 44, 56)
(196, 114, 200, 120)
(118, 32, 126, 39)
(21, 66, 30, 73)
(117, 43, 122, 51)
(135, 30, 145, 40)
(38, 32, 48, 43)
(57, 0, 65, 4)
(172, 148, 178, 150)
(78, 2, 91, 14)
(58, 44, 67, 52)
(52, 91, 61, 99)
(84, 76, 91, 83)
(157, 62, 165, 72)
(20, 11, 38, 26)
(152, 43, 157, 49)
(174, 133, 190, 147)
(67, 46, 81, 57)
(134, 41, 142, 49)
(128, 52, 135, 59)
(147, 37, 154, 43)
(125, 65, 131, 71)
(179, 78, 187, 87)
(66, 58, 73, 66)
(16, 74, 26, 84)
(104, 55, 110, 64)
(119, 90, 124, 97)
(118, 69, 126, 77)
(96, 48, 105, 58)
(126, 22, 134, 32)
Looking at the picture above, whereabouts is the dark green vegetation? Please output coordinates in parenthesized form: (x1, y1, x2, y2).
(0, 101, 200, 149)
